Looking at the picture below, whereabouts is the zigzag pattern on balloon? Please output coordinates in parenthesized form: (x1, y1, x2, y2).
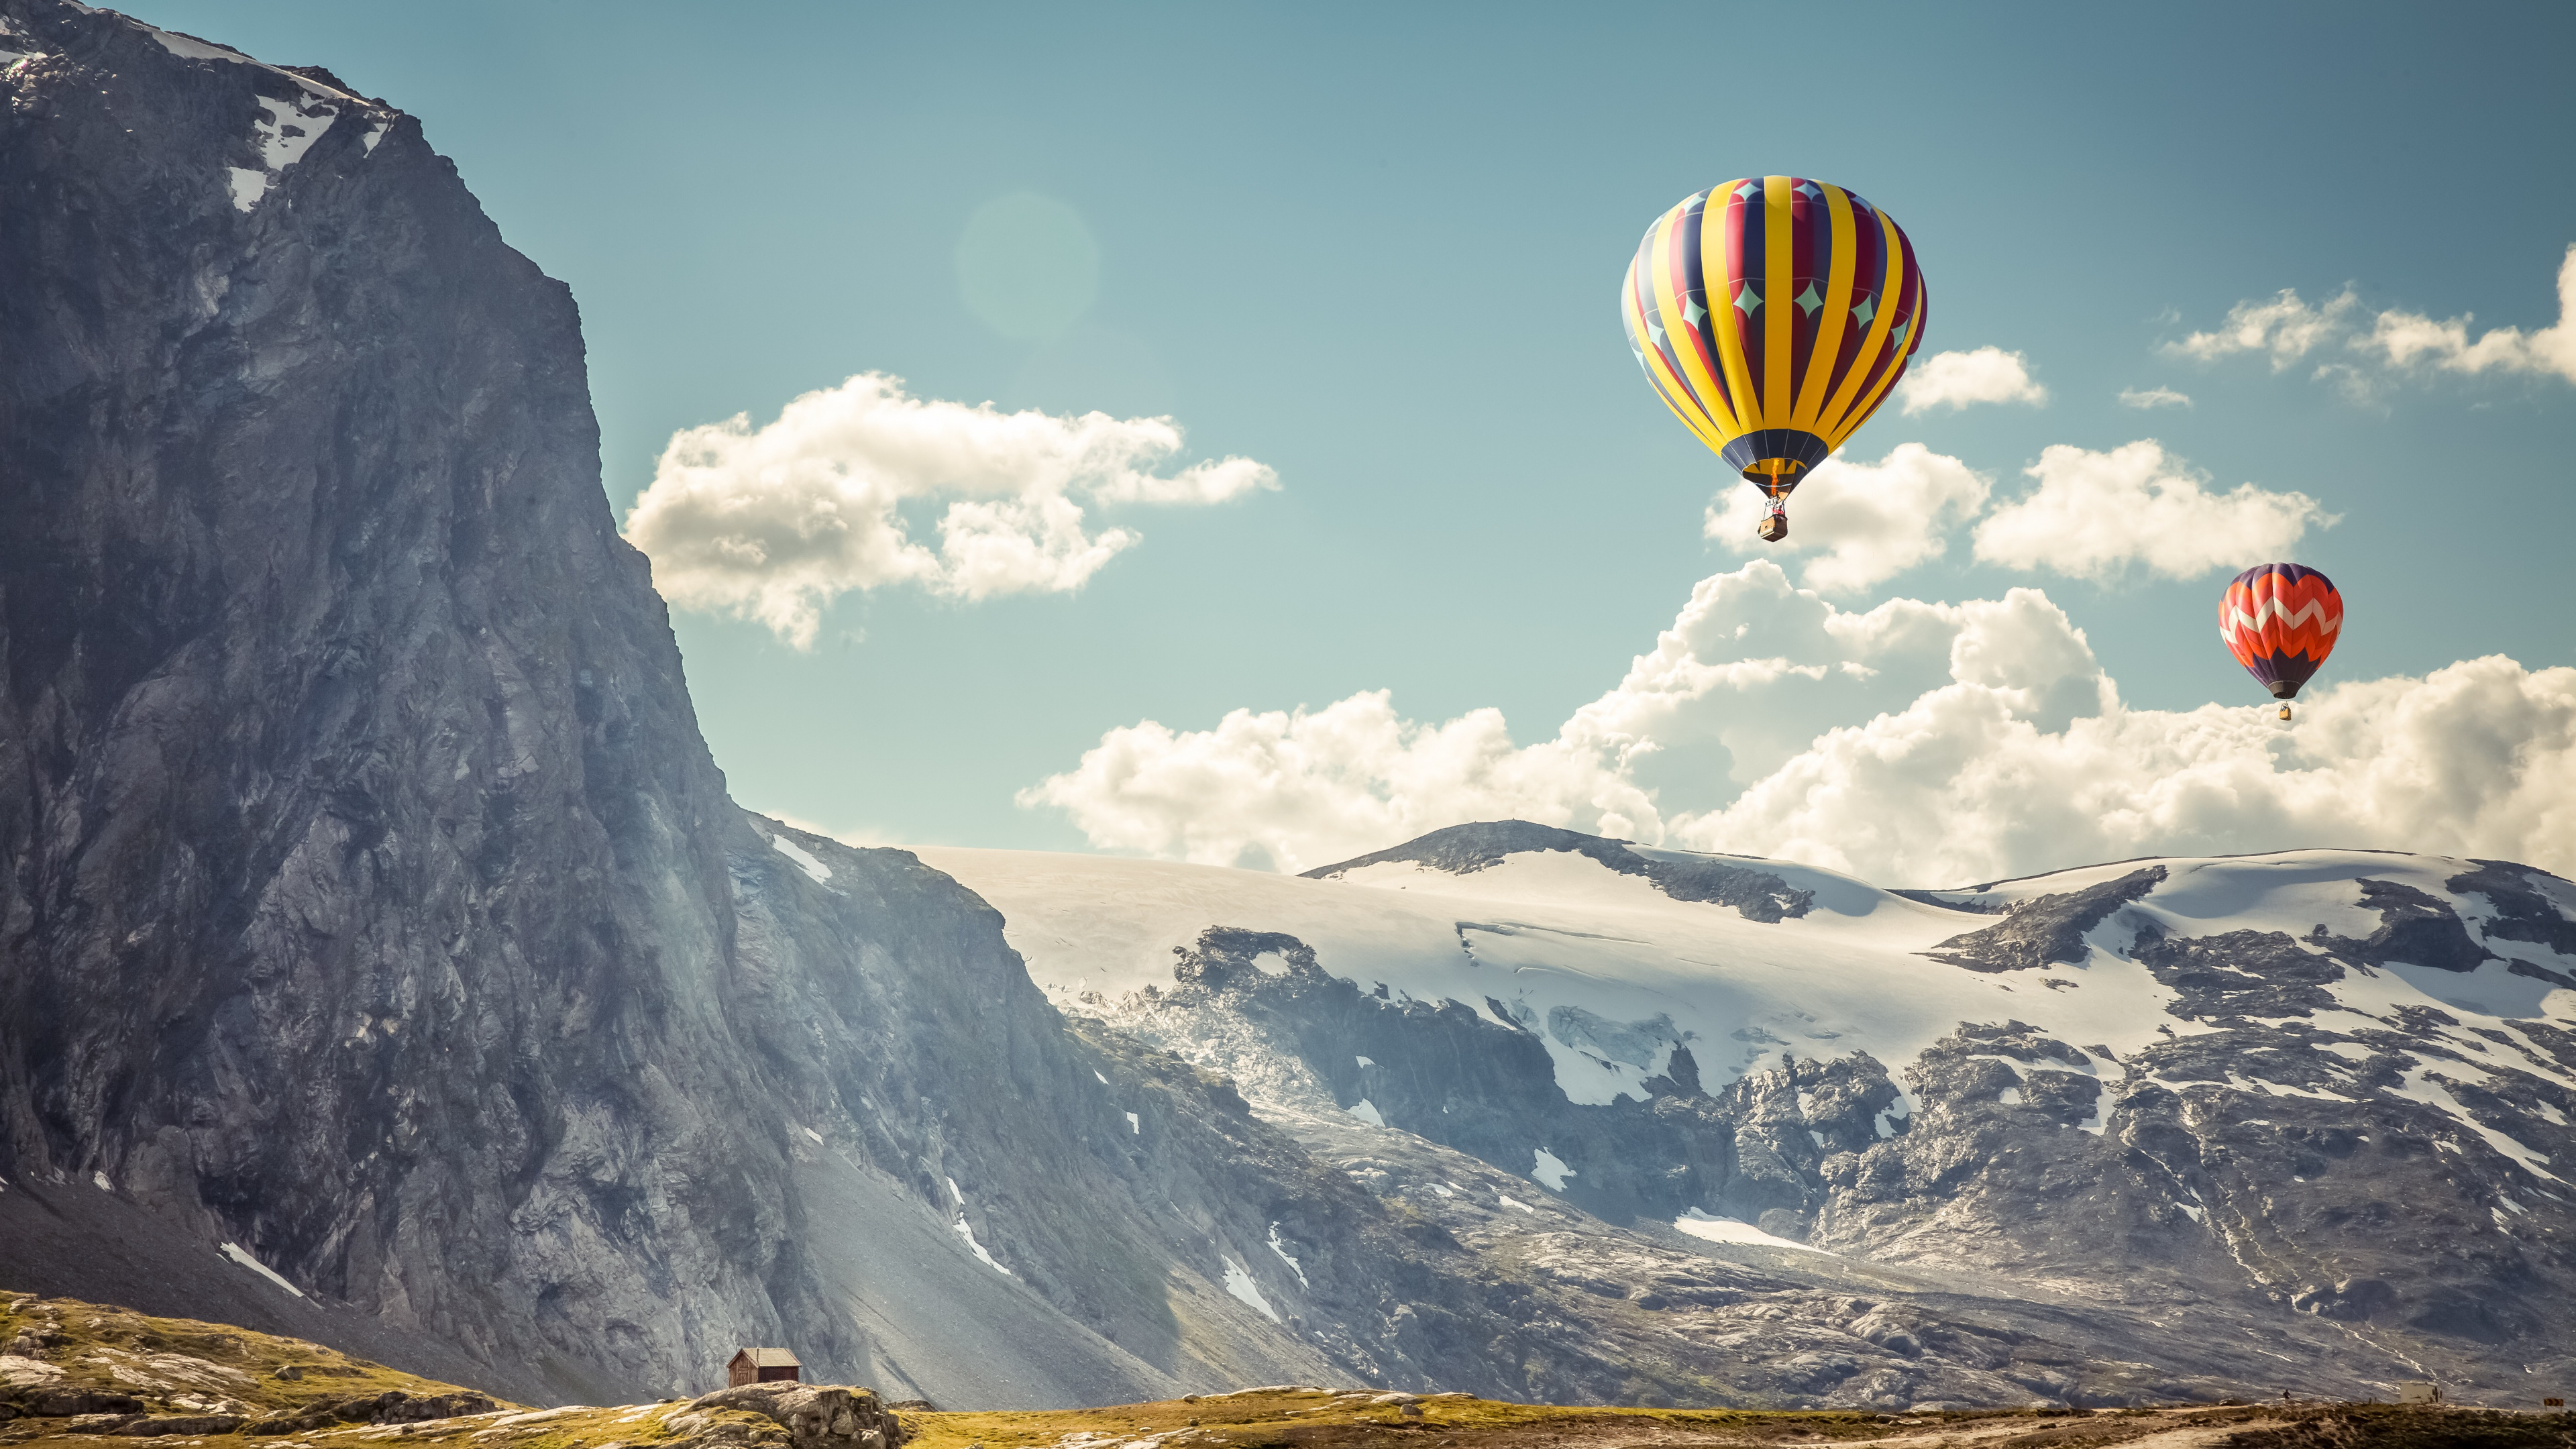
(2219, 596, 2343, 652)
(2226, 596, 2343, 631)
(2218, 563, 2343, 698)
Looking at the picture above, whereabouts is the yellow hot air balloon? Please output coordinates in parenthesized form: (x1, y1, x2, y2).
(1621, 177, 1929, 541)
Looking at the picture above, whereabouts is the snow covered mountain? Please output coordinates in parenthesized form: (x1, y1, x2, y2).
(917, 822, 2576, 1406)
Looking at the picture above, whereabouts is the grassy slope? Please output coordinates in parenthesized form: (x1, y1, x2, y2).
(3, 1295, 2569, 1449)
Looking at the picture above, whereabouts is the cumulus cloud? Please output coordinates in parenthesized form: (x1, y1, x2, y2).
(1014, 692, 1653, 875)
(1024, 560, 2576, 885)
(1673, 653, 2576, 888)
(1970, 441, 2334, 582)
(1703, 443, 1990, 594)
(1894, 346, 2049, 415)
(2118, 386, 2192, 410)
(2164, 287, 2358, 368)
(623, 374, 1277, 647)
(2351, 242, 2576, 384)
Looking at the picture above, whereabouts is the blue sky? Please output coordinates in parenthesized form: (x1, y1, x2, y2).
(127, 1, 2576, 874)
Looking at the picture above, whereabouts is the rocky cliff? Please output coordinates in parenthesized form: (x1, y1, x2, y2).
(0, 1, 1536, 1409)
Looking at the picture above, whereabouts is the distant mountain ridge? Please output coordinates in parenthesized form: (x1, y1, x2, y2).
(1305, 820, 1815, 922)
(920, 829, 2576, 1407)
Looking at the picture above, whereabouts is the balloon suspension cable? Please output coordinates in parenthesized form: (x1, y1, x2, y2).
(1753, 465, 1792, 544)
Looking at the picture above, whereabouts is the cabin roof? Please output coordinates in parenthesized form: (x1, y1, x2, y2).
(729, 1348, 801, 1367)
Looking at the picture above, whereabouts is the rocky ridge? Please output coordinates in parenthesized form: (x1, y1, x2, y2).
(920, 835, 2576, 1408)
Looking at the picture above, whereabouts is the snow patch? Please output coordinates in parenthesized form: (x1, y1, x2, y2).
(92, 1171, 111, 1191)
(219, 1242, 305, 1297)
(144, 22, 357, 101)
(1354, 1055, 1375, 1067)
(1531, 1147, 1574, 1191)
(1266, 1222, 1309, 1287)
(148, 28, 251, 63)
(2385, 1067, 2566, 1184)
(770, 833, 832, 883)
(1125, 1111, 1140, 1134)
(1346, 1098, 1385, 1126)
(943, 1178, 1012, 1275)
(1094, 1070, 1110, 1085)
(1219, 1254, 1279, 1321)
(1672, 1208, 1831, 1254)
(1497, 1193, 1536, 1214)
(252, 96, 333, 172)
(801, 1127, 822, 1144)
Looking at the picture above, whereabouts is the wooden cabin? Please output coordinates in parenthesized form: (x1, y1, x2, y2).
(727, 1348, 802, 1387)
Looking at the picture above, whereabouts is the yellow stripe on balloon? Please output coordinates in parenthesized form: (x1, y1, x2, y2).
(1701, 187, 1760, 441)
(1792, 182, 1859, 431)
(1646, 205, 1741, 437)
(1833, 235, 1921, 447)
(1813, 207, 1904, 442)
(1624, 245, 1729, 450)
(1760, 176, 1792, 430)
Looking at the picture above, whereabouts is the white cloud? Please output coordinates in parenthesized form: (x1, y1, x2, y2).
(2117, 386, 2192, 410)
(1674, 651, 2576, 888)
(2164, 287, 2357, 368)
(1024, 561, 2576, 886)
(1016, 691, 1652, 875)
(1894, 346, 2048, 415)
(1970, 441, 2334, 582)
(2164, 246, 2576, 395)
(1703, 443, 1991, 593)
(623, 373, 1277, 647)
(2351, 243, 2576, 385)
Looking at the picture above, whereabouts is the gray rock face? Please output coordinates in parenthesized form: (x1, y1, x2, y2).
(1923, 867, 2165, 972)
(0, 0, 765, 1403)
(0, 1, 1604, 1411)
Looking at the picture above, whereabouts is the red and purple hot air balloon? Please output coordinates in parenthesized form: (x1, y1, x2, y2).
(2219, 563, 2343, 720)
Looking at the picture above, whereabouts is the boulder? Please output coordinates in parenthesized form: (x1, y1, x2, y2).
(243, 1390, 500, 1434)
(683, 1385, 910, 1449)
(113, 1415, 248, 1436)
(13, 1389, 146, 1417)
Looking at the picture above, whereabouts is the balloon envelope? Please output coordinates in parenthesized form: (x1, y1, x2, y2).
(1620, 177, 1928, 498)
(2220, 563, 2343, 700)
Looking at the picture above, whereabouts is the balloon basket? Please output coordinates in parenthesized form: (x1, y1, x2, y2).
(1757, 511, 1788, 543)
(2277, 704, 2293, 722)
